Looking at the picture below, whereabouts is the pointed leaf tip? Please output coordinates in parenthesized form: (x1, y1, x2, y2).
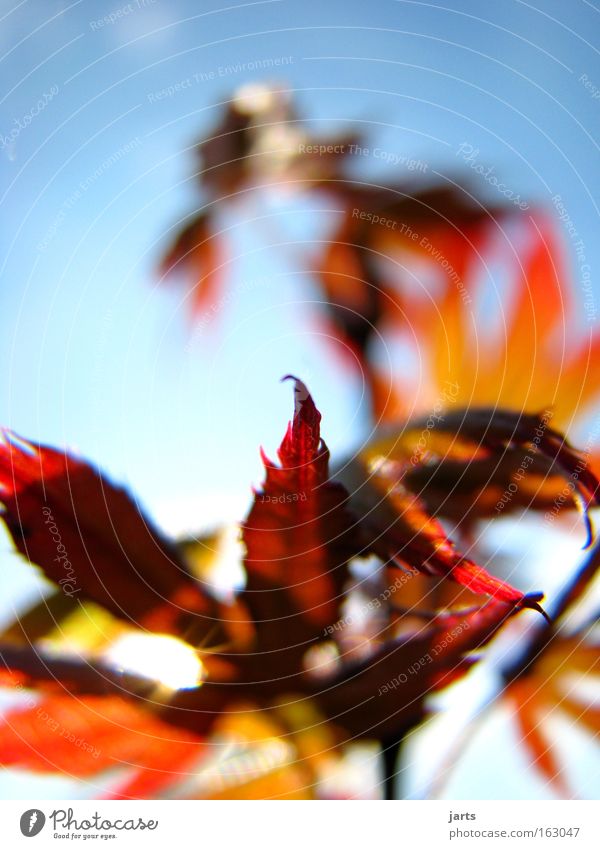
(281, 374, 314, 415)
(277, 377, 322, 461)
(519, 592, 551, 623)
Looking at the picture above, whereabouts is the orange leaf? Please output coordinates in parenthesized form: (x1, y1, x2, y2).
(0, 695, 203, 781)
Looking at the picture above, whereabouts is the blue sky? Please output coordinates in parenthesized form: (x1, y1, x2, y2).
(0, 0, 599, 798)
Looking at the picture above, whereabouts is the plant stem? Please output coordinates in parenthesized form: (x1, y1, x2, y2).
(380, 723, 416, 800)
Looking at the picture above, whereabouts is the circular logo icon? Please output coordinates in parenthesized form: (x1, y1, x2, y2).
(19, 810, 46, 837)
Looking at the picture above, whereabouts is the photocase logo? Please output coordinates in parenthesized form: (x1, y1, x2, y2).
(19, 809, 46, 837)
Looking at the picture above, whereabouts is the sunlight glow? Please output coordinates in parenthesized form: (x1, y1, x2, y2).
(233, 82, 277, 114)
(104, 633, 205, 690)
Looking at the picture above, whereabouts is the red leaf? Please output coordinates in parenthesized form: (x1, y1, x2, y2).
(0, 433, 218, 639)
(343, 449, 546, 615)
(242, 378, 358, 640)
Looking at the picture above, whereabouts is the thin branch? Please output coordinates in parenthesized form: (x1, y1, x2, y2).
(0, 642, 159, 698)
(503, 539, 600, 683)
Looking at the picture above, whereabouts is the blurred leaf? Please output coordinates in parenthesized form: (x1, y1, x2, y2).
(357, 406, 599, 532)
(507, 632, 599, 797)
(159, 212, 225, 319)
(317, 186, 501, 365)
(189, 707, 320, 800)
(0, 694, 204, 784)
(0, 591, 79, 645)
(368, 213, 600, 446)
(312, 598, 520, 741)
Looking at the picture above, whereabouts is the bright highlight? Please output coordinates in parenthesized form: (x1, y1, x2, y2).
(105, 633, 205, 690)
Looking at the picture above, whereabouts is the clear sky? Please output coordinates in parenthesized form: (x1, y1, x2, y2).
(1, 0, 599, 799)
